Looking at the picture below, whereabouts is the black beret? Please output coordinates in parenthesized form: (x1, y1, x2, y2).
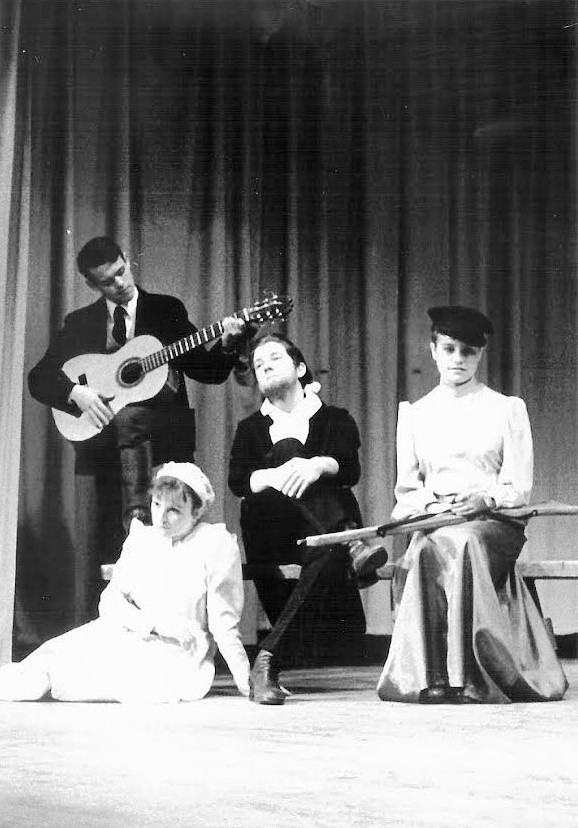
(427, 305, 494, 347)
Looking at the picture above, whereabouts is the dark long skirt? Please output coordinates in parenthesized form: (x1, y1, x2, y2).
(377, 519, 568, 703)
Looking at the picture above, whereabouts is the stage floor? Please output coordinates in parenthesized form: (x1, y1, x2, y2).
(0, 661, 577, 828)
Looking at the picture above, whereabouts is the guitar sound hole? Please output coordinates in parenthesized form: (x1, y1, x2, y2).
(118, 359, 144, 387)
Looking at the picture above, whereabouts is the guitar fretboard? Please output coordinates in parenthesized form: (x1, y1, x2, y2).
(140, 309, 252, 373)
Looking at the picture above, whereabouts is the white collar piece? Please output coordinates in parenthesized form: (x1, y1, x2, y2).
(261, 382, 322, 445)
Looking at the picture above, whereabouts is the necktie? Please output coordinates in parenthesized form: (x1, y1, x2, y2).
(112, 306, 127, 346)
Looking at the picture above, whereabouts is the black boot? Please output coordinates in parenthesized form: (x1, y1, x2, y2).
(348, 540, 389, 588)
(119, 441, 153, 533)
(249, 650, 286, 705)
(419, 683, 451, 704)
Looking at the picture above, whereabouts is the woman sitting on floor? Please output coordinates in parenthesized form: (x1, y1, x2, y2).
(377, 306, 568, 705)
(0, 463, 250, 703)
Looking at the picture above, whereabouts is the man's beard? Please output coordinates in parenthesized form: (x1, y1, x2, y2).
(262, 376, 294, 399)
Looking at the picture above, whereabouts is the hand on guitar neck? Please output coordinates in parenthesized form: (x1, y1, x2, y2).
(220, 315, 247, 352)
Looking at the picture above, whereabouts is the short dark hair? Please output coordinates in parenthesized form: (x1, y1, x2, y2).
(77, 237, 125, 276)
(149, 476, 202, 514)
(250, 332, 314, 387)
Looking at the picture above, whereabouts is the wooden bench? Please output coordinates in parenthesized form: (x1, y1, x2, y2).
(101, 559, 578, 588)
(240, 560, 578, 585)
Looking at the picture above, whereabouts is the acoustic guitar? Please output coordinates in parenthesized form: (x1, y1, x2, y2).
(52, 294, 293, 442)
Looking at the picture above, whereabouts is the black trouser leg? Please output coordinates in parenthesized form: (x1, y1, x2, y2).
(118, 442, 153, 530)
(252, 580, 294, 631)
(258, 545, 336, 655)
(114, 406, 156, 530)
(75, 467, 123, 625)
(241, 488, 356, 660)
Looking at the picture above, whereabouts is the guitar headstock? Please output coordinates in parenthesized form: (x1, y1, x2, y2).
(246, 294, 294, 325)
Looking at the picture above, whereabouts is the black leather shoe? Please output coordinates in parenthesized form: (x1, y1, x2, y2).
(419, 684, 450, 704)
(348, 541, 389, 588)
(249, 650, 286, 705)
(448, 687, 478, 704)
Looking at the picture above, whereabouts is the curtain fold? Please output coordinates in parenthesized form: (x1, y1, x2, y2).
(1, 0, 575, 655)
(0, 0, 30, 663)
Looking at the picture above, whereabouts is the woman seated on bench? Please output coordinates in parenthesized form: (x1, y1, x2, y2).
(0, 463, 250, 703)
(377, 306, 568, 704)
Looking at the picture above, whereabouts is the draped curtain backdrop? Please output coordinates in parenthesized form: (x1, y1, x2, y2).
(1, 0, 575, 660)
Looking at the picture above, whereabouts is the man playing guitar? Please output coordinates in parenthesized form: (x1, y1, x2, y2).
(28, 236, 249, 623)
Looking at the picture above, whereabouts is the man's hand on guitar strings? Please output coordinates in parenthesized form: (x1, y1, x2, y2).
(69, 384, 115, 430)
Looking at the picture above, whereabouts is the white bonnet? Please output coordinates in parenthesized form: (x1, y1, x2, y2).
(154, 462, 215, 514)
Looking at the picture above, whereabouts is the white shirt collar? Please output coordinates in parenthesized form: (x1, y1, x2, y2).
(106, 286, 139, 322)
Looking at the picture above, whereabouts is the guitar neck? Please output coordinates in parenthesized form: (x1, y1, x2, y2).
(140, 309, 251, 373)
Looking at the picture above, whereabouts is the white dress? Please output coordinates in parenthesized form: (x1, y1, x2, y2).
(0, 520, 250, 703)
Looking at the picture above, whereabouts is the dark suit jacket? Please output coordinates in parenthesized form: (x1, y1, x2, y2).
(28, 288, 236, 467)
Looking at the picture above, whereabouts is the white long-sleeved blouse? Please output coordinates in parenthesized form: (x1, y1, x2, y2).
(392, 382, 533, 520)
